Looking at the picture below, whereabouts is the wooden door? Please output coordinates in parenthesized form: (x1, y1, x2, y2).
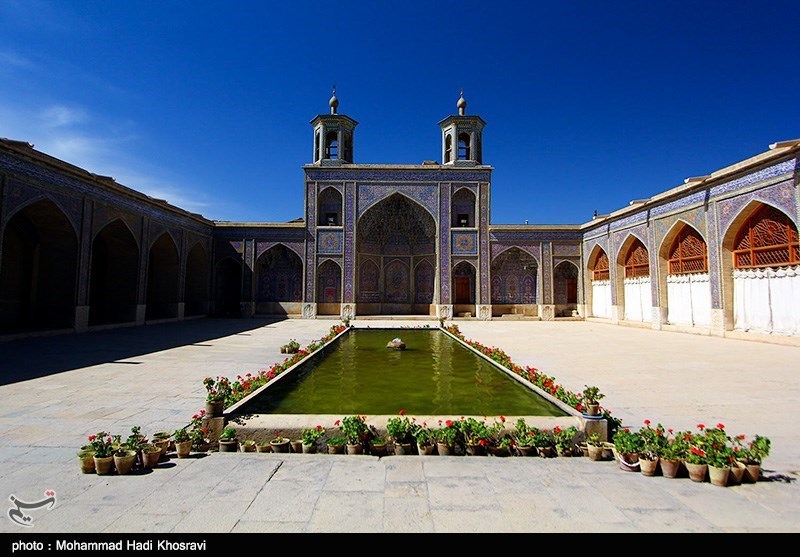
(454, 276, 471, 304)
(566, 278, 578, 304)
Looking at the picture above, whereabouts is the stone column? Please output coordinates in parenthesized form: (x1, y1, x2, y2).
(135, 217, 149, 325)
(74, 199, 93, 332)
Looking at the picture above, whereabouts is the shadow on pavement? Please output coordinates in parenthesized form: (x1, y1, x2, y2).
(0, 317, 283, 385)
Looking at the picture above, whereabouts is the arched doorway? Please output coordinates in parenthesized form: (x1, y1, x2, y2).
(452, 261, 476, 316)
(255, 244, 303, 315)
(356, 193, 436, 315)
(554, 261, 579, 316)
(726, 203, 799, 335)
(89, 219, 139, 325)
(451, 188, 476, 228)
(588, 246, 611, 318)
(184, 243, 209, 317)
(618, 237, 652, 322)
(146, 233, 179, 320)
(660, 223, 710, 327)
(214, 258, 242, 317)
(317, 187, 342, 226)
(490, 247, 537, 316)
(317, 259, 342, 315)
(0, 199, 78, 332)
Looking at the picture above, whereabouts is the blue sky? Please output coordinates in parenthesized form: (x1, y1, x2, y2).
(1, 1, 798, 224)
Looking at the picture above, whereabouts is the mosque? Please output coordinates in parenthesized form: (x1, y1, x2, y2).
(1, 92, 798, 340)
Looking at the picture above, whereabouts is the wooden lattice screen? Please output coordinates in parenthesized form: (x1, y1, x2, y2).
(668, 227, 708, 274)
(733, 205, 799, 269)
(592, 251, 610, 280)
(624, 239, 650, 278)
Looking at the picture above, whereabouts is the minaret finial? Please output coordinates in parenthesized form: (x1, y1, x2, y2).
(329, 85, 339, 114)
(457, 88, 467, 116)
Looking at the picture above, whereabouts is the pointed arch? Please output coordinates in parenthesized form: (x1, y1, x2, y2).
(0, 198, 78, 332)
(451, 187, 476, 228)
(4, 195, 78, 238)
(554, 260, 579, 307)
(615, 236, 652, 323)
(317, 259, 342, 307)
(721, 201, 800, 335)
(587, 245, 611, 318)
(214, 257, 242, 317)
(658, 221, 710, 328)
(89, 219, 139, 325)
(452, 260, 476, 306)
(384, 258, 410, 304)
(414, 259, 435, 304)
(256, 243, 303, 305)
(318, 186, 343, 226)
(146, 232, 179, 320)
(490, 247, 538, 305)
(359, 191, 438, 223)
(184, 242, 210, 316)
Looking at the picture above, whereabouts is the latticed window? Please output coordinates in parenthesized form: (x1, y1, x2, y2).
(592, 251, 609, 280)
(733, 205, 799, 269)
(624, 239, 650, 278)
(668, 227, 708, 274)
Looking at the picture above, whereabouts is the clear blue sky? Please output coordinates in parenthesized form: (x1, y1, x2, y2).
(1, 1, 798, 224)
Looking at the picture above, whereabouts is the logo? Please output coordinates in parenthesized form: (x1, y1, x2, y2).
(7, 491, 56, 527)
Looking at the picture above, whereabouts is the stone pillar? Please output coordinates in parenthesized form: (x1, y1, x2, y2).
(611, 305, 624, 323)
(135, 304, 146, 325)
(177, 302, 185, 320)
(583, 417, 609, 443)
(74, 306, 90, 332)
(710, 308, 725, 336)
(652, 306, 667, 330)
(137, 217, 149, 324)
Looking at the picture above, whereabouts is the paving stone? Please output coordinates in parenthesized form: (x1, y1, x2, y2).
(306, 491, 384, 532)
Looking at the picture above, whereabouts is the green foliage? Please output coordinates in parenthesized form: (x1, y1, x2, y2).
(553, 426, 578, 453)
(301, 425, 326, 446)
(339, 415, 370, 445)
(386, 414, 417, 444)
(613, 428, 643, 456)
(220, 427, 237, 441)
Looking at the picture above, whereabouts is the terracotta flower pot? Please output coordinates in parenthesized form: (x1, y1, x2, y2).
(93, 455, 114, 475)
(660, 458, 681, 479)
(142, 447, 162, 468)
(616, 451, 640, 472)
(218, 439, 238, 453)
(346, 443, 364, 455)
(537, 446, 554, 458)
(205, 400, 224, 418)
(585, 403, 600, 416)
(729, 461, 746, 485)
(685, 461, 707, 482)
(290, 440, 303, 454)
(394, 442, 413, 455)
(639, 456, 659, 477)
(175, 441, 192, 459)
(516, 445, 536, 457)
(114, 451, 137, 475)
(466, 443, 485, 456)
(587, 445, 604, 461)
(708, 465, 730, 487)
(270, 438, 291, 453)
(371, 443, 388, 457)
(302, 443, 317, 454)
(436, 442, 454, 456)
(743, 463, 760, 483)
(327, 443, 345, 454)
(153, 438, 170, 458)
(488, 445, 511, 457)
(256, 444, 272, 453)
(240, 441, 257, 453)
(417, 444, 435, 456)
(78, 452, 95, 474)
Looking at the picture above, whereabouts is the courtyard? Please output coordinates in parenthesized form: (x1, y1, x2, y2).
(0, 318, 797, 533)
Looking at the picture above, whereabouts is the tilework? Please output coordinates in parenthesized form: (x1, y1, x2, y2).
(716, 178, 797, 237)
(317, 230, 343, 254)
(452, 231, 478, 254)
(0, 152, 210, 235)
(582, 237, 608, 267)
(305, 186, 316, 302)
(384, 259, 410, 303)
(358, 259, 380, 303)
(93, 202, 142, 242)
(706, 204, 721, 308)
(439, 185, 451, 304)
(490, 230, 583, 242)
(316, 259, 342, 303)
(414, 259, 435, 304)
(344, 182, 356, 303)
(256, 241, 304, 261)
(213, 227, 304, 240)
(357, 183, 438, 219)
(3, 177, 83, 233)
(708, 158, 796, 198)
(650, 191, 707, 218)
(552, 243, 580, 257)
(256, 245, 303, 302)
(490, 242, 540, 262)
(306, 168, 491, 183)
(609, 209, 648, 231)
(479, 183, 490, 304)
(490, 248, 537, 304)
(243, 239, 254, 302)
(612, 224, 649, 262)
(649, 224, 660, 303)
(654, 207, 707, 251)
(542, 242, 552, 304)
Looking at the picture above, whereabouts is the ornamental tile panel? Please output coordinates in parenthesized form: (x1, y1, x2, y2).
(317, 230, 343, 254)
(452, 231, 478, 255)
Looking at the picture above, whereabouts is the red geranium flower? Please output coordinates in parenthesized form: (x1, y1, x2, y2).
(445, 420, 453, 428)
(624, 428, 630, 434)
(499, 416, 506, 423)
(399, 409, 406, 416)
(716, 423, 725, 430)
(88, 435, 96, 441)
(697, 424, 705, 431)
(334, 420, 340, 426)
(644, 419, 650, 426)
(738, 434, 745, 440)
(316, 425, 323, 431)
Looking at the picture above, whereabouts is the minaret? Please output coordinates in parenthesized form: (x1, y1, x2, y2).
(310, 86, 358, 165)
(439, 90, 486, 165)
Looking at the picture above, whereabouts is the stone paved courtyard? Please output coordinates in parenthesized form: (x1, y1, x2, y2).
(0, 318, 797, 533)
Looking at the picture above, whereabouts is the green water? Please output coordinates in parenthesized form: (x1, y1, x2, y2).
(239, 329, 566, 416)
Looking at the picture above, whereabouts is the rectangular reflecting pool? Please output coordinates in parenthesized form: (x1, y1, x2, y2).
(236, 329, 567, 416)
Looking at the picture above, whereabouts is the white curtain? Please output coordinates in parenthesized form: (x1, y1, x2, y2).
(623, 276, 652, 322)
(734, 265, 800, 335)
(591, 280, 611, 318)
(667, 273, 710, 327)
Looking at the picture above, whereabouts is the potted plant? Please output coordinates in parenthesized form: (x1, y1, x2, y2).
(553, 425, 578, 457)
(339, 416, 370, 455)
(113, 446, 137, 475)
(740, 434, 770, 483)
(512, 419, 536, 456)
(300, 425, 326, 454)
(659, 430, 688, 478)
(387, 412, 416, 455)
(586, 433, 605, 461)
(581, 385, 605, 417)
(326, 436, 346, 454)
(141, 443, 162, 468)
(433, 420, 459, 455)
(413, 423, 435, 455)
(254, 439, 271, 453)
(219, 427, 238, 452)
(240, 439, 256, 453)
(684, 426, 709, 482)
(533, 429, 554, 458)
(461, 418, 489, 456)
(88, 432, 115, 475)
(78, 448, 95, 474)
(704, 424, 733, 487)
(151, 431, 171, 458)
(612, 428, 642, 471)
(270, 431, 291, 453)
(638, 420, 666, 477)
(203, 376, 231, 417)
(370, 436, 389, 457)
(174, 428, 192, 458)
(280, 339, 300, 354)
